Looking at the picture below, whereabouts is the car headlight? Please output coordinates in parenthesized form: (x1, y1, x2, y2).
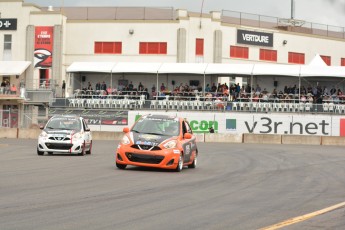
(39, 131, 48, 138)
(163, 140, 177, 149)
(72, 132, 83, 139)
(121, 135, 131, 145)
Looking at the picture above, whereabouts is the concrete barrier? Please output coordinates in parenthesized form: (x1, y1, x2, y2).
(2, 129, 345, 146)
(92, 131, 124, 140)
(0, 128, 17, 138)
(244, 134, 281, 144)
(205, 133, 243, 143)
(18, 128, 41, 139)
(321, 136, 345, 146)
(194, 133, 205, 142)
(282, 135, 321, 145)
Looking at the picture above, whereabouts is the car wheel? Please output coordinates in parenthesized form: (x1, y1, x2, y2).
(79, 141, 86, 156)
(175, 154, 184, 172)
(116, 162, 127, 170)
(37, 148, 44, 156)
(86, 141, 92, 155)
(188, 154, 197, 169)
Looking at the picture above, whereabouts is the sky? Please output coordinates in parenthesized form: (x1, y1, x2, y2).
(23, 0, 345, 27)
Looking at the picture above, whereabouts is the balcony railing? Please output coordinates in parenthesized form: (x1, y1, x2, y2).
(221, 10, 345, 40)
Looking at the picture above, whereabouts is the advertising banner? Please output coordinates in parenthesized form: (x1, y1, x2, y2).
(128, 111, 345, 136)
(237, 29, 273, 47)
(0, 19, 17, 30)
(48, 109, 128, 126)
(34, 26, 53, 68)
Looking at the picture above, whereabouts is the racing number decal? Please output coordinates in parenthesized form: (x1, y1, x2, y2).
(183, 142, 192, 162)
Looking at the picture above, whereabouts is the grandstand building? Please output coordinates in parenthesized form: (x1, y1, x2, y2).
(0, 0, 345, 128)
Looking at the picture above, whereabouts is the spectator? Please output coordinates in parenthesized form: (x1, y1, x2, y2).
(128, 81, 134, 91)
(61, 80, 66, 98)
(211, 83, 217, 92)
(10, 84, 17, 95)
(138, 82, 144, 91)
(205, 84, 211, 92)
(101, 81, 107, 91)
(95, 82, 101, 91)
(160, 83, 165, 91)
(255, 84, 261, 93)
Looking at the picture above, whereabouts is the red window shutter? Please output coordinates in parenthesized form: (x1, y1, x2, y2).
(114, 42, 122, 54)
(300, 53, 305, 64)
(103, 42, 114, 53)
(243, 47, 249, 59)
(260, 49, 277, 62)
(272, 50, 277, 61)
(320, 55, 331, 66)
(230, 46, 235, 57)
(341, 58, 345, 66)
(148, 42, 159, 54)
(139, 42, 147, 54)
(159, 42, 167, 54)
(230, 46, 248, 59)
(94, 42, 102, 53)
(196, 38, 204, 56)
(288, 52, 305, 64)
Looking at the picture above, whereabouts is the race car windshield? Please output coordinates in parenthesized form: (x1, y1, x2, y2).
(132, 118, 179, 136)
(46, 118, 81, 131)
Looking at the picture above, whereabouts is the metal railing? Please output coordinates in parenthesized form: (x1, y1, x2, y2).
(46, 7, 176, 20)
(221, 10, 345, 40)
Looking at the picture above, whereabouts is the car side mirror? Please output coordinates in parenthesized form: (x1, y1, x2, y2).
(184, 133, 192, 139)
(123, 127, 130, 133)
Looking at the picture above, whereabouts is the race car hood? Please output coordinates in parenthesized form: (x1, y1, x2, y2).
(131, 132, 173, 146)
(43, 129, 77, 135)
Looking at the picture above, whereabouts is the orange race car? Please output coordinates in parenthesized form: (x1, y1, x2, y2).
(115, 114, 198, 172)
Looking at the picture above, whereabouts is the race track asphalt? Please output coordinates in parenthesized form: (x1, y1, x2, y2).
(0, 138, 345, 230)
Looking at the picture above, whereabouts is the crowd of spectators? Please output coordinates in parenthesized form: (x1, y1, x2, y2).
(79, 81, 150, 99)
(75, 79, 345, 105)
(234, 84, 345, 104)
(0, 80, 17, 95)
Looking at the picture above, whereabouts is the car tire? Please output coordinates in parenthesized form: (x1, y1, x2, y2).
(175, 154, 184, 172)
(188, 154, 197, 169)
(116, 162, 127, 170)
(79, 141, 86, 156)
(37, 148, 44, 156)
(86, 141, 92, 155)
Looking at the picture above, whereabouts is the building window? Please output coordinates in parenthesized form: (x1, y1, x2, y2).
(230, 46, 249, 59)
(320, 55, 331, 66)
(4, 34, 12, 50)
(259, 49, 277, 62)
(196, 38, 204, 56)
(341, 58, 345, 66)
(139, 42, 167, 54)
(94, 42, 122, 54)
(288, 52, 305, 64)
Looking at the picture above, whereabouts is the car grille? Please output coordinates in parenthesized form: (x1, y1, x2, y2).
(125, 152, 164, 164)
(131, 145, 161, 151)
(48, 137, 71, 141)
(45, 142, 73, 150)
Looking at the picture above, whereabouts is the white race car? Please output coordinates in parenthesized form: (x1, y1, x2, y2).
(37, 115, 92, 156)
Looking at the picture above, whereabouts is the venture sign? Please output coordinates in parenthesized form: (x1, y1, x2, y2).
(237, 29, 273, 47)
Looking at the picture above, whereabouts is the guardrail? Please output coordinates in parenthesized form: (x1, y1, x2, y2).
(1, 128, 345, 146)
(221, 10, 345, 40)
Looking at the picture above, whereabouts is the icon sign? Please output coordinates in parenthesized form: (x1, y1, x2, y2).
(0, 19, 17, 30)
